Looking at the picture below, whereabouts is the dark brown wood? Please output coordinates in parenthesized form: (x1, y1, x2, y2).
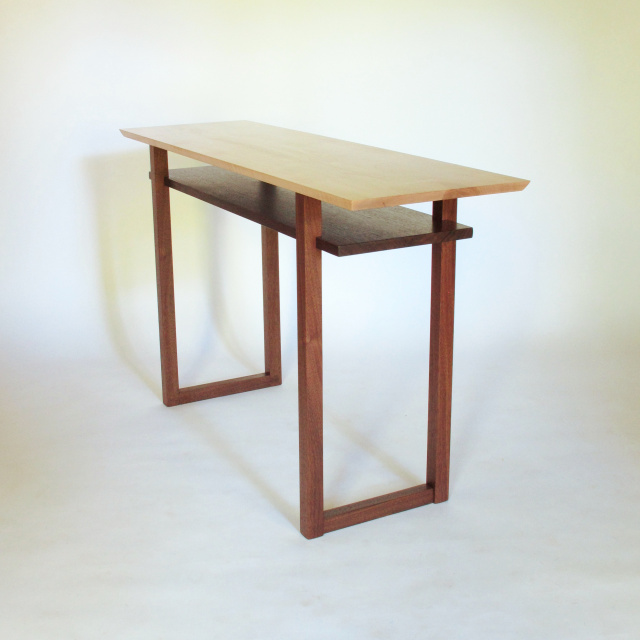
(175, 373, 280, 405)
(149, 148, 282, 408)
(261, 226, 281, 383)
(150, 146, 180, 406)
(427, 199, 458, 503)
(296, 193, 324, 539)
(166, 166, 472, 257)
(149, 154, 465, 536)
(324, 484, 435, 533)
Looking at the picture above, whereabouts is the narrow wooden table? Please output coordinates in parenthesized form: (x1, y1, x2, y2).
(120, 121, 529, 538)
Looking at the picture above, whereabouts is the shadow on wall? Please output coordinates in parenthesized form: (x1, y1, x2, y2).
(84, 150, 159, 397)
(82, 150, 298, 527)
(83, 149, 261, 400)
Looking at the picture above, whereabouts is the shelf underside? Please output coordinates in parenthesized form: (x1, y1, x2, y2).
(165, 166, 473, 257)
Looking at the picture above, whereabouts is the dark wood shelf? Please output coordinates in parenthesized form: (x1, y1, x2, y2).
(165, 166, 473, 257)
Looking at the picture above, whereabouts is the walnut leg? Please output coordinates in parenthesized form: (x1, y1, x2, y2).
(427, 199, 458, 502)
(149, 146, 281, 407)
(303, 198, 460, 537)
(262, 226, 282, 383)
(150, 146, 180, 406)
(296, 193, 324, 539)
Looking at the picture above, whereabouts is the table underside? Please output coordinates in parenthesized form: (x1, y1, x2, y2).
(147, 146, 467, 538)
(164, 165, 473, 256)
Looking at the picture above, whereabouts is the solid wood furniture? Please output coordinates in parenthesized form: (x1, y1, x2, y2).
(121, 121, 529, 538)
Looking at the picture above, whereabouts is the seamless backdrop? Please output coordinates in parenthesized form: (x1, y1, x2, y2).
(0, 1, 638, 639)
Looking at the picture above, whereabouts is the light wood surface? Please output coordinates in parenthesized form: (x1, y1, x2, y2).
(122, 121, 529, 211)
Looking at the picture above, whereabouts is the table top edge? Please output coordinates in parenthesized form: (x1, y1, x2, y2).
(120, 125, 530, 210)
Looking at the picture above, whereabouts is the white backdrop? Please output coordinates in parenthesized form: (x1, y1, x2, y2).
(2, 0, 639, 359)
(1, 1, 638, 638)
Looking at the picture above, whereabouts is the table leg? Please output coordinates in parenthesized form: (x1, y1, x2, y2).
(296, 193, 324, 539)
(262, 226, 281, 383)
(150, 146, 179, 406)
(427, 198, 458, 502)
(149, 146, 282, 407)
(298, 197, 460, 536)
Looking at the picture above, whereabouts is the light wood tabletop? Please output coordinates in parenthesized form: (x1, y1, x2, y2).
(122, 120, 530, 538)
(121, 121, 529, 211)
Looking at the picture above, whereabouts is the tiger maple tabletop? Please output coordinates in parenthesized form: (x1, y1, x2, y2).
(120, 120, 529, 538)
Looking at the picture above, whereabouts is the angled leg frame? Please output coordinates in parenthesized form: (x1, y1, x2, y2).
(150, 146, 282, 407)
(150, 145, 457, 538)
(296, 194, 458, 538)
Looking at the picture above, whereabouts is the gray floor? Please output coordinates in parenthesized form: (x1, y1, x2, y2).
(0, 339, 638, 639)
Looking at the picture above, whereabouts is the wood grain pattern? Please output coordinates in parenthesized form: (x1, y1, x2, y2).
(175, 373, 280, 405)
(150, 146, 180, 407)
(134, 122, 529, 538)
(122, 121, 529, 211)
(324, 485, 435, 533)
(165, 166, 473, 256)
(262, 226, 281, 382)
(149, 147, 282, 407)
(427, 199, 458, 502)
(296, 194, 324, 539)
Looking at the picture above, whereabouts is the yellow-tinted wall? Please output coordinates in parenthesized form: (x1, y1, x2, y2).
(1, 0, 638, 359)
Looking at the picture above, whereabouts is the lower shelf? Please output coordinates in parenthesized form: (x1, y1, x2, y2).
(165, 166, 473, 257)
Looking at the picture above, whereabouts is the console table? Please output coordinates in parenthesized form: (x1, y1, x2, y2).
(120, 121, 529, 538)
